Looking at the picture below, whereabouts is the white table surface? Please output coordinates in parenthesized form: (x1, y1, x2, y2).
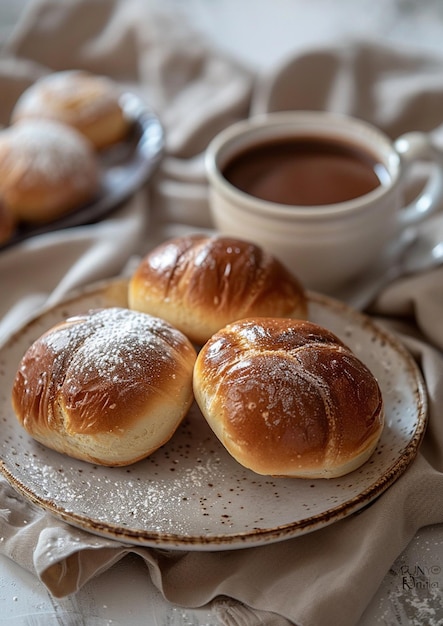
(1, 1, 443, 624)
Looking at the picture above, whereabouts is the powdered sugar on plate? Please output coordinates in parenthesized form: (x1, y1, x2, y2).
(0, 279, 428, 550)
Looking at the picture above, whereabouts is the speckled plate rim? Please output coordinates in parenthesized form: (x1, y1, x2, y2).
(0, 278, 428, 551)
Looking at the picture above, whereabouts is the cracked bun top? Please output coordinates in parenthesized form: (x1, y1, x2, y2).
(193, 317, 384, 478)
(128, 234, 308, 345)
(12, 307, 197, 466)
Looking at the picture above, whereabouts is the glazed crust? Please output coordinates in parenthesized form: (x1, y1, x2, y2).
(193, 317, 384, 478)
(128, 234, 308, 345)
(12, 307, 197, 466)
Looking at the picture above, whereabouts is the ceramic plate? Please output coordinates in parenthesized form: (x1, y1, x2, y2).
(0, 279, 428, 550)
(0, 93, 164, 250)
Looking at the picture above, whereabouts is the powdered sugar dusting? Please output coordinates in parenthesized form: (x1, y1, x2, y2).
(0, 120, 96, 187)
(44, 307, 189, 387)
(0, 281, 427, 549)
(14, 70, 122, 122)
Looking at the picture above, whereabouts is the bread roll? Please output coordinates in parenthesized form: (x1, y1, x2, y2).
(11, 70, 130, 150)
(128, 234, 307, 345)
(12, 307, 197, 466)
(0, 119, 100, 223)
(193, 317, 384, 478)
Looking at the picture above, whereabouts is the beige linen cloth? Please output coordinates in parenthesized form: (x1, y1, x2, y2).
(1, 2, 443, 625)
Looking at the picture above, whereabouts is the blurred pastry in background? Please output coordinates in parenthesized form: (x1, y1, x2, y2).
(11, 70, 130, 150)
(0, 119, 100, 224)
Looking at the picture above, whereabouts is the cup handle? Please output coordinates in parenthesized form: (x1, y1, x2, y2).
(394, 131, 443, 227)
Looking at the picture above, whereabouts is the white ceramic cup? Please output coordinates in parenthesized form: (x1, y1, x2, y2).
(205, 111, 443, 294)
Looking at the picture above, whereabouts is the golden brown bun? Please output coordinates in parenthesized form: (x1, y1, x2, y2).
(0, 119, 100, 223)
(128, 234, 308, 345)
(11, 70, 129, 150)
(12, 307, 197, 466)
(0, 199, 16, 244)
(193, 317, 384, 478)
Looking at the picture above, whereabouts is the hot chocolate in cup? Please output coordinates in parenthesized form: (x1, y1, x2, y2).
(205, 111, 443, 294)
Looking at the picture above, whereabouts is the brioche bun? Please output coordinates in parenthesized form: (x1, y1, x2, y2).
(12, 307, 197, 466)
(128, 234, 307, 345)
(193, 317, 384, 478)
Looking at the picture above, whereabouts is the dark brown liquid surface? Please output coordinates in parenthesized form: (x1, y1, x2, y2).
(222, 137, 389, 206)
